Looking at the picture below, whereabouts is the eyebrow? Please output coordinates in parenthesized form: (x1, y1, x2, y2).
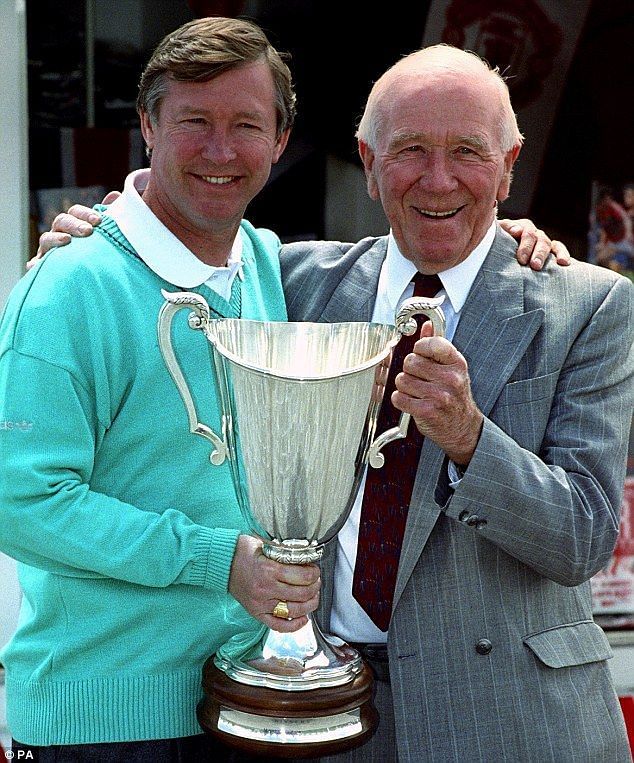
(176, 106, 268, 122)
(390, 131, 425, 148)
(389, 132, 492, 153)
(455, 135, 490, 152)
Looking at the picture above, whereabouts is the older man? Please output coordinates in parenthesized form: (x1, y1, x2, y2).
(0, 17, 320, 762)
(280, 45, 634, 761)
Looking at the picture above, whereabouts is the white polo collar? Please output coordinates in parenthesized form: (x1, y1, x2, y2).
(106, 168, 243, 288)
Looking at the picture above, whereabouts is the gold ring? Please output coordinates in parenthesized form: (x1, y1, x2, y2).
(272, 600, 290, 619)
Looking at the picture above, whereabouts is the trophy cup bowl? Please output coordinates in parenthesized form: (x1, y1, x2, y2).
(157, 290, 445, 758)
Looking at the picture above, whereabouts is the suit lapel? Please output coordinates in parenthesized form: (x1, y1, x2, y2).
(319, 239, 387, 324)
(393, 229, 545, 608)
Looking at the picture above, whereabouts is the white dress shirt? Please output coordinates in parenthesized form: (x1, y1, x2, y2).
(330, 222, 497, 644)
(106, 168, 243, 297)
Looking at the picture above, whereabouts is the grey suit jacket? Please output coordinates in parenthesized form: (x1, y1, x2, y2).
(279, 229, 634, 762)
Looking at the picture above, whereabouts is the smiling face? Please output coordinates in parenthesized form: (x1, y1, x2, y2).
(140, 60, 289, 264)
(359, 66, 520, 273)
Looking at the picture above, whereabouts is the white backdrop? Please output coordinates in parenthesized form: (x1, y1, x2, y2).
(0, 0, 29, 308)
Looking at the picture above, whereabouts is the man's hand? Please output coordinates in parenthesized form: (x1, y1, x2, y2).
(228, 534, 321, 633)
(392, 321, 483, 466)
(499, 218, 571, 270)
(30, 192, 121, 269)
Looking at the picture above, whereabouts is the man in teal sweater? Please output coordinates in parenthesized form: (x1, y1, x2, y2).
(0, 17, 320, 762)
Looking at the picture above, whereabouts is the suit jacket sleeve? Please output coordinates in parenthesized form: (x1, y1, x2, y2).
(445, 268, 634, 587)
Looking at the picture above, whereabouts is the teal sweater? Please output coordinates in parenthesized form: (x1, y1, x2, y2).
(0, 217, 287, 744)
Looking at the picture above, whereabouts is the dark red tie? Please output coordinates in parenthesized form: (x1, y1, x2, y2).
(352, 273, 442, 631)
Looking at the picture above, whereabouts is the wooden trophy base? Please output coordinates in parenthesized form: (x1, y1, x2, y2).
(198, 657, 378, 759)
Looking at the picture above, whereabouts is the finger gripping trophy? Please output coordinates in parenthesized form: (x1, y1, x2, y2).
(157, 290, 445, 758)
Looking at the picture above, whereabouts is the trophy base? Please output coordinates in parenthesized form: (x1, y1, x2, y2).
(215, 619, 363, 691)
(198, 659, 378, 759)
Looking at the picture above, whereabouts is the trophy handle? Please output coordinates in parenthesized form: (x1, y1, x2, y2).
(367, 295, 446, 468)
(157, 290, 228, 466)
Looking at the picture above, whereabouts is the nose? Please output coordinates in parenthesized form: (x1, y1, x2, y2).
(418, 150, 458, 194)
(201, 129, 237, 164)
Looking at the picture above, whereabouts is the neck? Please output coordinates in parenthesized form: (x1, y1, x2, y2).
(142, 183, 237, 267)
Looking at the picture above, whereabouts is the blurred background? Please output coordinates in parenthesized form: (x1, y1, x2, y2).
(2, 0, 633, 285)
(1, 0, 633, 750)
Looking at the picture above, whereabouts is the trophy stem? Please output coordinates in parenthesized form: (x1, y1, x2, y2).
(215, 537, 360, 689)
(263, 538, 323, 564)
(215, 613, 362, 690)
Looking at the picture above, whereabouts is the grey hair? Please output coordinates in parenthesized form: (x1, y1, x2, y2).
(356, 44, 523, 152)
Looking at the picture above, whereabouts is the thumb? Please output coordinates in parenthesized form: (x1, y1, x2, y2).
(418, 319, 434, 339)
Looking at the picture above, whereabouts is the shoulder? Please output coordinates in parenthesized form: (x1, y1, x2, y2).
(239, 221, 281, 259)
(539, 251, 631, 306)
(556, 259, 633, 332)
(279, 236, 387, 284)
(0, 231, 133, 359)
(518, 243, 633, 339)
(483, 228, 632, 342)
(33, 226, 129, 286)
(279, 236, 387, 321)
(8, 233, 120, 311)
(494, 226, 631, 305)
(280, 236, 384, 266)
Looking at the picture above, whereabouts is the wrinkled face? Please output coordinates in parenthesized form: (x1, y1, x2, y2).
(140, 61, 288, 248)
(359, 71, 519, 273)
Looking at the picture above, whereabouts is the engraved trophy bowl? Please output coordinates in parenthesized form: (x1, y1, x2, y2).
(157, 290, 445, 757)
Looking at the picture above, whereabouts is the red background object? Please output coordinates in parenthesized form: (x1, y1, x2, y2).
(619, 696, 634, 751)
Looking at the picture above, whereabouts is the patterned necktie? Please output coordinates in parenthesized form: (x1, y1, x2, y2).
(352, 273, 442, 631)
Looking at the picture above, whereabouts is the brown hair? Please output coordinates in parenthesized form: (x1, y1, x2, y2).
(137, 16, 296, 137)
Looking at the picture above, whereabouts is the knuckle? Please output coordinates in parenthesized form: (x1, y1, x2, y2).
(51, 213, 67, 230)
(438, 389, 453, 408)
(67, 203, 89, 218)
(401, 355, 414, 374)
(37, 232, 65, 255)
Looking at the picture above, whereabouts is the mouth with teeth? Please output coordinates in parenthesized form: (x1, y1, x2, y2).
(198, 174, 237, 185)
(415, 205, 465, 219)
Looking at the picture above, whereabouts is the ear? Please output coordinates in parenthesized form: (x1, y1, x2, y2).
(358, 139, 380, 201)
(139, 110, 155, 153)
(271, 128, 291, 164)
(497, 143, 522, 202)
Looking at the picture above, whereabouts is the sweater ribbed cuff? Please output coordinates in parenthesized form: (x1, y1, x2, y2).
(183, 526, 240, 592)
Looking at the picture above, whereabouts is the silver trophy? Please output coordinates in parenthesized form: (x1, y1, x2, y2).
(157, 290, 445, 756)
